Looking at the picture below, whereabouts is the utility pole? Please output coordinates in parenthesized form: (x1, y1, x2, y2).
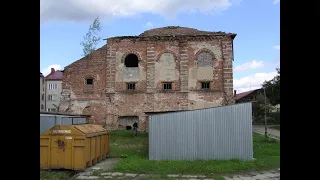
(263, 87, 268, 138)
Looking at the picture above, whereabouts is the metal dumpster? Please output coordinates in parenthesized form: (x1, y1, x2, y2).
(40, 124, 110, 170)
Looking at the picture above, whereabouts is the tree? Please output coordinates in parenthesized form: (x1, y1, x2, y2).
(53, 104, 60, 112)
(252, 94, 274, 123)
(80, 17, 102, 57)
(262, 68, 280, 106)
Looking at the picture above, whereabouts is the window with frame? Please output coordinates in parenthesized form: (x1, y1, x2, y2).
(126, 83, 136, 90)
(41, 104, 44, 109)
(47, 108, 56, 112)
(86, 78, 94, 85)
(162, 82, 172, 90)
(201, 82, 210, 90)
(48, 83, 57, 90)
(48, 95, 57, 101)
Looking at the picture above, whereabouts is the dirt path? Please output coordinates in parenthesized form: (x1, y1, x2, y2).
(75, 168, 280, 180)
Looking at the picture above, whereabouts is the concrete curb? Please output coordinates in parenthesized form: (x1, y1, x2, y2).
(253, 130, 280, 140)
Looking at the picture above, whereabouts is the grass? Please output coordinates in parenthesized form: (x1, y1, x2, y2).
(109, 130, 149, 158)
(40, 170, 76, 180)
(108, 130, 280, 175)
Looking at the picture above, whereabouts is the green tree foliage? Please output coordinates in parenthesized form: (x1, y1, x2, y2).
(80, 17, 102, 57)
(262, 68, 280, 106)
(252, 94, 274, 122)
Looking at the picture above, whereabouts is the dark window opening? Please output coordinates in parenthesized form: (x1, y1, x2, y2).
(127, 83, 136, 90)
(41, 93, 44, 100)
(163, 82, 172, 90)
(124, 54, 139, 67)
(201, 82, 210, 89)
(41, 104, 44, 109)
(126, 126, 132, 130)
(86, 78, 93, 85)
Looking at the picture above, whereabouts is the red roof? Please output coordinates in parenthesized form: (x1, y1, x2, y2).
(235, 89, 260, 100)
(45, 68, 63, 80)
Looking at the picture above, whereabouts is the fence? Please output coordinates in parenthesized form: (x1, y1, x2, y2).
(148, 102, 253, 161)
(40, 113, 88, 134)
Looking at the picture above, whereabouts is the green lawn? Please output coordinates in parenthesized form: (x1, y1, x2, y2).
(108, 130, 280, 175)
(40, 170, 76, 180)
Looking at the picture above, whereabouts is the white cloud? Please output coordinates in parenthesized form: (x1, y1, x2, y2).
(234, 60, 264, 72)
(144, 22, 154, 29)
(234, 71, 277, 93)
(40, 0, 238, 23)
(273, 45, 280, 50)
(273, 0, 280, 4)
(41, 64, 62, 76)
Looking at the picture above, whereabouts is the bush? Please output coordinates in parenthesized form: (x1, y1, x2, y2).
(253, 112, 280, 125)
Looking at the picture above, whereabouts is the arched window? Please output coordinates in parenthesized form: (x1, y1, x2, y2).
(124, 54, 139, 67)
(197, 52, 213, 67)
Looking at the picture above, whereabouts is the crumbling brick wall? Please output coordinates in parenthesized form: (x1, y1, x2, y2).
(60, 26, 236, 131)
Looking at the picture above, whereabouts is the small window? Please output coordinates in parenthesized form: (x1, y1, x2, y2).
(163, 82, 172, 90)
(201, 82, 210, 89)
(48, 95, 56, 101)
(86, 78, 93, 85)
(127, 83, 136, 90)
(41, 93, 44, 100)
(41, 104, 44, 109)
(48, 84, 57, 90)
(47, 108, 56, 112)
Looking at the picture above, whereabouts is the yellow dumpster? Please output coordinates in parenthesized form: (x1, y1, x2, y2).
(40, 124, 110, 170)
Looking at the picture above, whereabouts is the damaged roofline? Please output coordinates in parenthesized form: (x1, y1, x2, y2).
(103, 33, 237, 41)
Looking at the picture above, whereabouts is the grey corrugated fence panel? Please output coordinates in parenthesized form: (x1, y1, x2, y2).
(149, 102, 253, 161)
(40, 114, 88, 134)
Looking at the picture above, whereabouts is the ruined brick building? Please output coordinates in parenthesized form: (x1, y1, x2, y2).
(59, 26, 236, 131)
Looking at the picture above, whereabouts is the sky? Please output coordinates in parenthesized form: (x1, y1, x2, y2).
(40, 0, 280, 93)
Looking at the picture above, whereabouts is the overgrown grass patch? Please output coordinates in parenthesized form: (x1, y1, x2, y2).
(109, 130, 149, 158)
(40, 170, 76, 180)
(109, 130, 280, 175)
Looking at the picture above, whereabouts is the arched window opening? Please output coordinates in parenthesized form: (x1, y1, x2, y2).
(197, 52, 213, 67)
(124, 54, 139, 67)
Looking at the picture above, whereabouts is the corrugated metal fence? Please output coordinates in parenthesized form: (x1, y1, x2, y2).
(40, 114, 88, 134)
(149, 102, 253, 161)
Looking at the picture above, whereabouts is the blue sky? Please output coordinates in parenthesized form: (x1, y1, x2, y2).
(40, 0, 280, 93)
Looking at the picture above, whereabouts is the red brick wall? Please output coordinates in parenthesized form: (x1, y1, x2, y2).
(60, 33, 235, 131)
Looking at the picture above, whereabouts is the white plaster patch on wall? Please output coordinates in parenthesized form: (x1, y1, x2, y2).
(116, 52, 124, 64)
(188, 92, 224, 110)
(69, 89, 77, 99)
(69, 100, 105, 115)
(138, 65, 146, 81)
(196, 67, 214, 80)
(155, 53, 179, 84)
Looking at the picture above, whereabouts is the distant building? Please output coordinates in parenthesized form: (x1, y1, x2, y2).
(234, 88, 280, 112)
(234, 89, 264, 103)
(40, 72, 45, 111)
(44, 68, 63, 112)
